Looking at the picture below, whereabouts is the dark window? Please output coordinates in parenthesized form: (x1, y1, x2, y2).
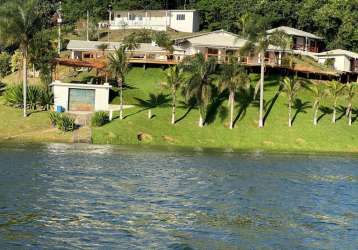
(176, 14, 185, 21)
(129, 14, 135, 20)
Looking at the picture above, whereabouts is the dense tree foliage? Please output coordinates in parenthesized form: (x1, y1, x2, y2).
(0, 0, 356, 52)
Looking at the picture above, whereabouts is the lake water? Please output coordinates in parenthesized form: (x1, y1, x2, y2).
(0, 144, 357, 249)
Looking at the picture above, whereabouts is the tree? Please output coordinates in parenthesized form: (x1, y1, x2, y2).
(0, 51, 11, 78)
(309, 82, 327, 126)
(281, 76, 301, 127)
(164, 66, 185, 124)
(97, 43, 109, 57)
(0, 0, 43, 117)
(345, 82, 356, 126)
(240, 27, 292, 128)
(327, 81, 345, 124)
(107, 46, 129, 120)
(219, 62, 250, 129)
(183, 53, 216, 127)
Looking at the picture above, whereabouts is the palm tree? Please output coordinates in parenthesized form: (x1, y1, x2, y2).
(219, 62, 250, 129)
(281, 76, 302, 127)
(345, 82, 356, 126)
(183, 53, 216, 127)
(240, 30, 291, 128)
(309, 82, 328, 126)
(97, 43, 109, 58)
(164, 66, 185, 124)
(107, 46, 129, 120)
(0, 0, 42, 117)
(327, 80, 345, 123)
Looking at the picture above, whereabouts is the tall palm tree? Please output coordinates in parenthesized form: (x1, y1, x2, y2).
(309, 82, 328, 126)
(0, 0, 42, 117)
(327, 80, 345, 123)
(183, 53, 216, 127)
(164, 66, 185, 124)
(345, 82, 356, 126)
(107, 46, 129, 120)
(219, 62, 250, 129)
(281, 76, 302, 127)
(240, 30, 291, 128)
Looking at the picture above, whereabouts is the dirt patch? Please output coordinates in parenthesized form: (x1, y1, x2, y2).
(162, 135, 177, 143)
(263, 140, 274, 146)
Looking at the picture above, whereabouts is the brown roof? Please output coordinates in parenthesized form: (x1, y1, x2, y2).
(55, 58, 107, 69)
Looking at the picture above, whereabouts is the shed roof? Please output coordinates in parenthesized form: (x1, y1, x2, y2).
(176, 30, 249, 48)
(316, 49, 358, 59)
(267, 26, 323, 40)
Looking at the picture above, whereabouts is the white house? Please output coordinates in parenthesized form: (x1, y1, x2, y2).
(109, 9, 200, 33)
(50, 81, 112, 112)
(316, 49, 358, 73)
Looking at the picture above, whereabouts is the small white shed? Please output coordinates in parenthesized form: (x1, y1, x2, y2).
(316, 49, 358, 73)
(50, 81, 112, 112)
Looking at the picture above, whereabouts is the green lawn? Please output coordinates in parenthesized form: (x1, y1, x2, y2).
(92, 66, 358, 153)
(0, 97, 73, 143)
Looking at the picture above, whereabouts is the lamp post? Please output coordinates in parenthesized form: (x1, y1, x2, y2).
(107, 4, 112, 43)
(57, 1, 62, 55)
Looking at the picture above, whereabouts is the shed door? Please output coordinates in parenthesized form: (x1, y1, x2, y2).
(68, 88, 95, 111)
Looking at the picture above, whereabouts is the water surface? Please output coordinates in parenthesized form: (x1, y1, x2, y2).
(0, 144, 357, 249)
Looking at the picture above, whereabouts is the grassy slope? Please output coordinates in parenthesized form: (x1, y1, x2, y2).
(0, 97, 73, 143)
(92, 67, 358, 152)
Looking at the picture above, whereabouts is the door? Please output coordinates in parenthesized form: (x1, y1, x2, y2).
(68, 88, 95, 111)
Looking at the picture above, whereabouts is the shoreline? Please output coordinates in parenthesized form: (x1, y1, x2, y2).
(2, 138, 358, 156)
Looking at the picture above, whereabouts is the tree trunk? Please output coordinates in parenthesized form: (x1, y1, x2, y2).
(313, 101, 318, 126)
(229, 91, 234, 129)
(332, 99, 337, 123)
(348, 104, 352, 126)
(171, 91, 176, 124)
(148, 109, 152, 119)
(259, 51, 265, 128)
(198, 109, 204, 127)
(22, 55, 27, 117)
(119, 82, 123, 120)
(288, 101, 292, 127)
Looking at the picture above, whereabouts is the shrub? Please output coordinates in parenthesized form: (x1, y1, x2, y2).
(0, 52, 11, 78)
(49, 112, 75, 132)
(91, 111, 109, 127)
(3, 85, 23, 107)
(324, 58, 335, 69)
(3, 85, 53, 110)
(49, 112, 61, 127)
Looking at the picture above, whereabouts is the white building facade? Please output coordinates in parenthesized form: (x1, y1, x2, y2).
(109, 10, 200, 33)
(317, 49, 358, 73)
(50, 81, 112, 112)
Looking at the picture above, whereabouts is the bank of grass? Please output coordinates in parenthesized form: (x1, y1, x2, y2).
(0, 97, 73, 143)
(92, 67, 358, 152)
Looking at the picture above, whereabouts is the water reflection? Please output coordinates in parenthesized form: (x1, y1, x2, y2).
(0, 144, 357, 249)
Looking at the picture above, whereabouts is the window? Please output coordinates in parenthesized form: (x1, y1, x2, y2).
(129, 14, 135, 20)
(176, 14, 185, 21)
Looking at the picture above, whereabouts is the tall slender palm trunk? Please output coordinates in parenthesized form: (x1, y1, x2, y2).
(198, 108, 204, 127)
(259, 51, 265, 128)
(348, 103, 352, 126)
(171, 90, 176, 124)
(148, 109, 152, 119)
(229, 91, 234, 129)
(22, 55, 27, 117)
(119, 82, 123, 120)
(332, 99, 337, 123)
(288, 100, 292, 127)
(313, 101, 319, 126)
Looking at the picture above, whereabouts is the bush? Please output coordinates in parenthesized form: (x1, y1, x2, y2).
(0, 52, 11, 78)
(3, 85, 53, 110)
(324, 58, 335, 69)
(91, 111, 109, 127)
(49, 112, 75, 132)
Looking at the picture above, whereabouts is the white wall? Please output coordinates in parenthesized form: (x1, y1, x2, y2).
(111, 10, 199, 33)
(318, 55, 351, 72)
(51, 82, 111, 112)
